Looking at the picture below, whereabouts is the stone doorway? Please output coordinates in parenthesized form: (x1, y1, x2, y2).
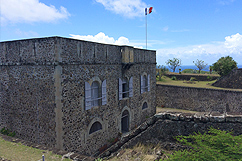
(121, 110, 129, 133)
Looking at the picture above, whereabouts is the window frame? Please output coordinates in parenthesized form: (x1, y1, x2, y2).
(85, 77, 107, 110)
(89, 121, 102, 134)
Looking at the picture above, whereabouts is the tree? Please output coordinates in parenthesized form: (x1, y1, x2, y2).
(193, 59, 207, 74)
(156, 65, 169, 81)
(211, 56, 237, 77)
(166, 58, 181, 72)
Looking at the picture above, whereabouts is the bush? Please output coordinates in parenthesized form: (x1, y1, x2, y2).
(0, 127, 16, 137)
(165, 128, 242, 161)
(190, 77, 197, 81)
(211, 56, 237, 77)
(171, 76, 177, 80)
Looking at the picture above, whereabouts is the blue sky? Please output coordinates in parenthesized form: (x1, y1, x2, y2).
(1, 0, 242, 65)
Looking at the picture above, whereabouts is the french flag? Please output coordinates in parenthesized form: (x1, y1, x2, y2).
(145, 7, 153, 15)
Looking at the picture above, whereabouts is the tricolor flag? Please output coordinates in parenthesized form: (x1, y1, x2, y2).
(145, 7, 153, 15)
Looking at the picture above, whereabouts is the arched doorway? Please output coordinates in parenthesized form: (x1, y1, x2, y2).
(121, 110, 129, 133)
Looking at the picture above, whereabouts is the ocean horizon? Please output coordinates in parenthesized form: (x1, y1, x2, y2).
(161, 65, 242, 73)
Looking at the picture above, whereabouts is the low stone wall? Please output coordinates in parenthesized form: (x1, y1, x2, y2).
(156, 84, 242, 114)
(99, 111, 242, 159)
(164, 73, 219, 81)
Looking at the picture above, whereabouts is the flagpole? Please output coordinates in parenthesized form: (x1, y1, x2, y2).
(146, 14, 147, 49)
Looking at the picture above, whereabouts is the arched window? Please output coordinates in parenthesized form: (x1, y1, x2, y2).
(85, 79, 107, 110)
(121, 110, 129, 133)
(142, 102, 148, 110)
(89, 121, 102, 134)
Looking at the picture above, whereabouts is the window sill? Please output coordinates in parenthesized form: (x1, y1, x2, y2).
(120, 97, 130, 101)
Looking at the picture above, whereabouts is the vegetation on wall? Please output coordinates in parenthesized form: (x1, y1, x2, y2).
(0, 127, 16, 137)
(165, 128, 242, 161)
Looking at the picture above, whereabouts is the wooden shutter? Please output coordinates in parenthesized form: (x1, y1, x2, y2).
(102, 80, 107, 105)
(148, 74, 150, 92)
(85, 82, 92, 110)
(129, 77, 133, 97)
(140, 75, 144, 94)
(119, 78, 123, 100)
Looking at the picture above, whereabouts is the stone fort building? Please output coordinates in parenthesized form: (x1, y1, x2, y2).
(0, 36, 156, 155)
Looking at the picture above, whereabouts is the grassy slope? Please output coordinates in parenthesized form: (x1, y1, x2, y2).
(0, 137, 71, 161)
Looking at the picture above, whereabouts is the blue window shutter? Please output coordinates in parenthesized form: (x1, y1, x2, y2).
(102, 80, 107, 105)
(129, 77, 133, 97)
(119, 78, 123, 100)
(140, 75, 144, 94)
(85, 82, 92, 110)
(148, 74, 150, 92)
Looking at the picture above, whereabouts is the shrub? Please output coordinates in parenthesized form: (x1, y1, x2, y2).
(211, 56, 237, 76)
(171, 76, 177, 80)
(165, 128, 242, 161)
(182, 69, 194, 73)
(207, 76, 212, 81)
(190, 77, 197, 81)
(0, 127, 16, 137)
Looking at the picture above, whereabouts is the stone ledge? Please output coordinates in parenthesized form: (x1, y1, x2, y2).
(155, 112, 242, 123)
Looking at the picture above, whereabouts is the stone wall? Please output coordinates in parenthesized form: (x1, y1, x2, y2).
(156, 84, 242, 114)
(99, 111, 242, 159)
(212, 68, 242, 89)
(0, 36, 156, 155)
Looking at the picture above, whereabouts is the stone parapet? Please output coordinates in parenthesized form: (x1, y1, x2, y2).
(156, 84, 242, 113)
(0, 37, 156, 65)
(99, 111, 242, 159)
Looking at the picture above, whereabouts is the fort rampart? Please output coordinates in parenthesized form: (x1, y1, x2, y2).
(156, 84, 242, 114)
(100, 111, 242, 159)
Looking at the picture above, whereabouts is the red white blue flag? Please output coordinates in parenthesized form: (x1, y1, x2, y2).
(145, 7, 153, 15)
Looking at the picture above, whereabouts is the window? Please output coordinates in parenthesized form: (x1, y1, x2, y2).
(119, 77, 133, 100)
(121, 110, 129, 133)
(85, 79, 107, 110)
(122, 78, 129, 98)
(142, 102, 148, 110)
(141, 74, 150, 94)
(91, 81, 99, 107)
(89, 121, 102, 134)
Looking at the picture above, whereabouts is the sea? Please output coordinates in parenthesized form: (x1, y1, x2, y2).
(162, 65, 242, 73)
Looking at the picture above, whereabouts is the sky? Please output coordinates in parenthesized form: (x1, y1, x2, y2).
(1, 0, 242, 65)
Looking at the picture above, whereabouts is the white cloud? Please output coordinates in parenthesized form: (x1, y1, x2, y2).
(1, 0, 70, 25)
(157, 33, 242, 65)
(95, 0, 148, 18)
(70, 32, 130, 46)
(70, 32, 145, 48)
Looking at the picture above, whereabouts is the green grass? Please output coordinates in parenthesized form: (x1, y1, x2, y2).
(156, 76, 242, 91)
(0, 136, 71, 161)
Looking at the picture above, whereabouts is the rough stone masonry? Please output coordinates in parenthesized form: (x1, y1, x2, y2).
(0, 36, 156, 155)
